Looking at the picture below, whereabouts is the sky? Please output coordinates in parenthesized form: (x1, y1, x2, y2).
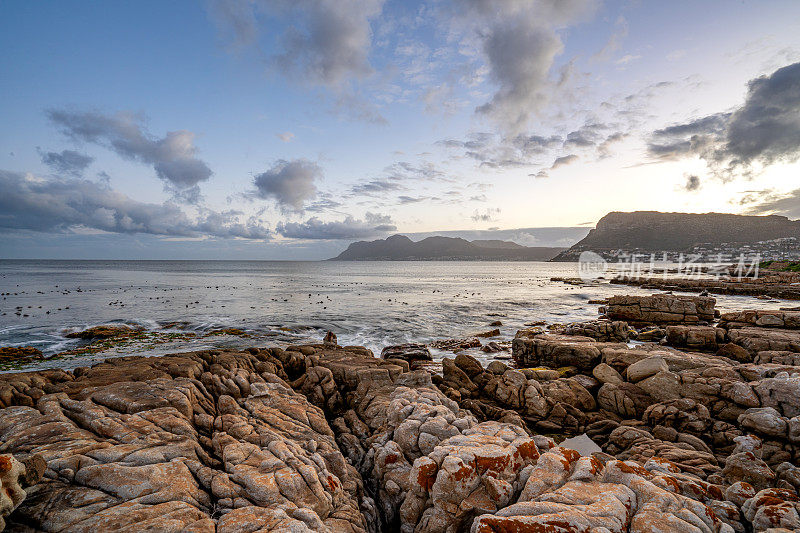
(1, 0, 800, 259)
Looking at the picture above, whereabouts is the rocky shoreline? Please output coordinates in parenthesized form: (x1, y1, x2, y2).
(0, 294, 799, 531)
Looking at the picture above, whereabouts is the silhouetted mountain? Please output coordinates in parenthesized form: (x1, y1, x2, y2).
(552, 211, 800, 260)
(331, 235, 564, 261)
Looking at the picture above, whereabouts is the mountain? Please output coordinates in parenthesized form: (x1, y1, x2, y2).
(331, 235, 565, 261)
(552, 211, 800, 261)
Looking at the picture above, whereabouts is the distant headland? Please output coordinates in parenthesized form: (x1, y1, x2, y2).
(330, 234, 565, 261)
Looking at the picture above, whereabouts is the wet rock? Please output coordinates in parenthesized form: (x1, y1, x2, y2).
(323, 330, 338, 347)
(381, 343, 432, 362)
(429, 338, 481, 352)
(65, 324, 143, 340)
(0, 346, 45, 362)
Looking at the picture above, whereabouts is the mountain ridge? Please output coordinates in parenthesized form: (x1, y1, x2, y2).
(330, 235, 565, 261)
(552, 211, 800, 261)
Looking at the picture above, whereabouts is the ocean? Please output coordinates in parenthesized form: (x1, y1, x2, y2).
(0, 259, 777, 371)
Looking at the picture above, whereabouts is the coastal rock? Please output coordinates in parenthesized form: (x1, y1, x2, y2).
(472, 451, 733, 533)
(605, 294, 716, 325)
(0, 454, 29, 531)
(626, 356, 669, 383)
(381, 344, 432, 363)
(64, 324, 143, 340)
(563, 320, 631, 342)
(0, 346, 44, 361)
(718, 343, 754, 363)
(666, 325, 726, 351)
(0, 349, 373, 532)
(741, 488, 800, 531)
(719, 310, 800, 330)
(429, 338, 481, 352)
(401, 424, 541, 532)
(512, 334, 603, 372)
(592, 362, 624, 385)
(727, 327, 800, 356)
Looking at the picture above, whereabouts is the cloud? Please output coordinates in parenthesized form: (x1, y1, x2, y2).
(38, 149, 94, 177)
(0, 170, 269, 239)
(349, 178, 405, 196)
(252, 159, 320, 211)
(276, 132, 295, 142)
(439, 131, 564, 169)
(397, 195, 427, 204)
(471, 207, 501, 222)
(348, 160, 451, 198)
(550, 154, 579, 169)
(614, 54, 640, 65)
(210, 0, 384, 87)
(745, 188, 800, 218)
(592, 16, 627, 61)
(683, 174, 701, 192)
(47, 109, 212, 201)
(648, 62, 800, 178)
(276, 212, 396, 239)
(458, 0, 598, 134)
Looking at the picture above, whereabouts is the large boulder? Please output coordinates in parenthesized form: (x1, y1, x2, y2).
(606, 294, 716, 325)
(512, 334, 603, 372)
(665, 325, 726, 351)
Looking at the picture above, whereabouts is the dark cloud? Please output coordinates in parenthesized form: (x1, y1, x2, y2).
(349, 160, 451, 198)
(459, 0, 597, 133)
(745, 188, 800, 218)
(305, 193, 343, 212)
(683, 174, 701, 192)
(276, 212, 396, 239)
(38, 149, 94, 177)
(550, 154, 579, 169)
(648, 62, 800, 177)
(349, 178, 404, 196)
(210, 0, 384, 87)
(397, 195, 427, 204)
(564, 123, 607, 148)
(252, 159, 320, 212)
(0, 170, 269, 239)
(47, 109, 212, 201)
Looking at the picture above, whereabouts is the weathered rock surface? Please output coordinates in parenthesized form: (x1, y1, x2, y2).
(64, 324, 144, 340)
(2, 300, 800, 533)
(0, 346, 44, 362)
(563, 320, 631, 342)
(666, 325, 726, 351)
(606, 294, 716, 325)
(720, 310, 800, 330)
(0, 348, 375, 532)
(381, 344, 432, 363)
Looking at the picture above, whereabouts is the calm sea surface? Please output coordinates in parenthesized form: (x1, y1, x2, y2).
(0, 260, 778, 371)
